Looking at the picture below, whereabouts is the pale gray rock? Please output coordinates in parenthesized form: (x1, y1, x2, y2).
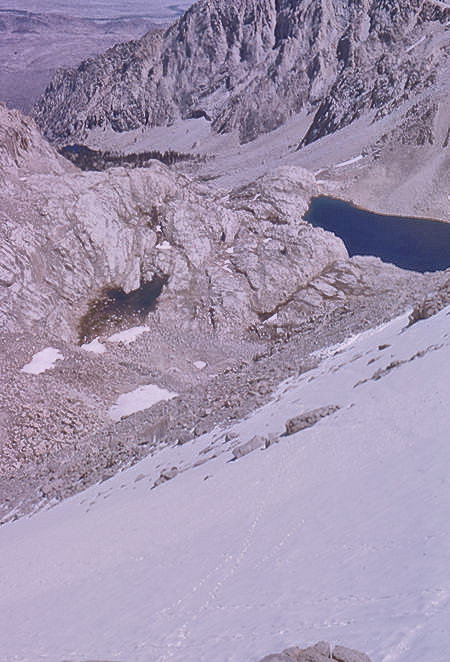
(0, 103, 348, 342)
(285, 405, 341, 436)
(153, 466, 178, 488)
(264, 433, 280, 449)
(258, 641, 372, 662)
(332, 645, 372, 662)
(0, 9, 158, 114)
(32, 0, 449, 149)
(1, 101, 447, 520)
(409, 274, 450, 325)
(232, 434, 266, 459)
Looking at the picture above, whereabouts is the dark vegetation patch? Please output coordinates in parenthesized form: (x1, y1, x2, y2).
(79, 275, 167, 343)
(59, 144, 208, 171)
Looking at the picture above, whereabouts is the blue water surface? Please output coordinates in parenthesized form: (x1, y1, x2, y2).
(304, 196, 450, 273)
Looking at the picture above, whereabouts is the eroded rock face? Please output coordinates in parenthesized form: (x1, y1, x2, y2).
(0, 103, 347, 340)
(32, 0, 449, 146)
(259, 641, 372, 662)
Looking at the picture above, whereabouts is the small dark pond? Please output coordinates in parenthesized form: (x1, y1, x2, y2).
(79, 276, 167, 343)
(304, 196, 450, 273)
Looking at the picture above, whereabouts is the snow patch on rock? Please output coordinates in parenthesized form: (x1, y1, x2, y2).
(107, 326, 150, 345)
(109, 384, 178, 421)
(21, 347, 64, 375)
(81, 337, 106, 354)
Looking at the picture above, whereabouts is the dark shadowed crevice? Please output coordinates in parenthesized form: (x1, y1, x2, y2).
(79, 275, 168, 343)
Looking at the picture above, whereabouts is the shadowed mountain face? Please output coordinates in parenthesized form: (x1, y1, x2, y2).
(32, 0, 449, 146)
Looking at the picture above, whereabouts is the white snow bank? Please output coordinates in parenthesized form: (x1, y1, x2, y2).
(109, 383, 178, 421)
(107, 326, 149, 345)
(3, 307, 450, 662)
(21, 347, 63, 375)
(335, 154, 364, 168)
(312, 311, 411, 360)
(157, 240, 172, 251)
(81, 338, 106, 354)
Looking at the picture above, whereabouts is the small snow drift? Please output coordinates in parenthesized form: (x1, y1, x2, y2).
(21, 347, 63, 374)
(79, 276, 167, 343)
(80, 337, 106, 354)
(109, 383, 178, 421)
(107, 326, 149, 345)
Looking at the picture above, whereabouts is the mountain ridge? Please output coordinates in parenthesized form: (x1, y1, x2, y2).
(32, 0, 449, 147)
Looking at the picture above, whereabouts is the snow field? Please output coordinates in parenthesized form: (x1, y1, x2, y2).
(2, 307, 449, 662)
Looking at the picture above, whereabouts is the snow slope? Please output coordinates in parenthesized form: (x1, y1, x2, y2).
(1, 308, 449, 662)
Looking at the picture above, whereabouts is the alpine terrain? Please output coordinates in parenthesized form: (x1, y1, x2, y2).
(0, 0, 449, 660)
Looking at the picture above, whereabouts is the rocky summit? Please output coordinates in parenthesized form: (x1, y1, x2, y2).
(33, 0, 449, 146)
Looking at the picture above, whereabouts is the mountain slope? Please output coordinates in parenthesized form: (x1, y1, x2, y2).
(2, 101, 448, 523)
(32, 0, 449, 146)
(1, 306, 449, 661)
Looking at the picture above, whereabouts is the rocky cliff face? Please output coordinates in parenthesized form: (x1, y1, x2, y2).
(0, 102, 348, 342)
(32, 0, 449, 146)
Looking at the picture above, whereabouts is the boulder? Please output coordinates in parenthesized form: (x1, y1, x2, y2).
(232, 435, 266, 459)
(257, 642, 372, 662)
(332, 645, 372, 662)
(285, 405, 340, 436)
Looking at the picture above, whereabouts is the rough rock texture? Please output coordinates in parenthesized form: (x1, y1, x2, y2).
(259, 641, 372, 662)
(409, 274, 450, 325)
(32, 0, 449, 147)
(232, 434, 266, 459)
(285, 405, 340, 436)
(0, 103, 347, 341)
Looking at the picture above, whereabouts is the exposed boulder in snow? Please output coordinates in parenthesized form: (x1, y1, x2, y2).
(285, 405, 340, 436)
(258, 641, 372, 661)
(2, 304, 449, 661)
(232, 434, 267, 459)
(332, 644, 372, 662)
(408, 273, 450, 325)
(153, 466, 179, 488)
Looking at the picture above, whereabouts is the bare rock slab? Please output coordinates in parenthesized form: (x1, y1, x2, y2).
(258, 641, 372, 662)
(232, 435, 267, 459)
(285, 405, 340, 436)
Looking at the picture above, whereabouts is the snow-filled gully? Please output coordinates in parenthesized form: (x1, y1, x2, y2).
(2, 307, 449, 662)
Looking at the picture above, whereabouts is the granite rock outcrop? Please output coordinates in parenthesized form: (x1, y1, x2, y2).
(32, 0, 449, 147)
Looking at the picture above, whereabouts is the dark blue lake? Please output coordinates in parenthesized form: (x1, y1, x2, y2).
(304, 196, 450, 273)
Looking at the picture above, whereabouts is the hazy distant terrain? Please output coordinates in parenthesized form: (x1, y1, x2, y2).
(0, 1, 194, 112)
(0, 0, 193, 20)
